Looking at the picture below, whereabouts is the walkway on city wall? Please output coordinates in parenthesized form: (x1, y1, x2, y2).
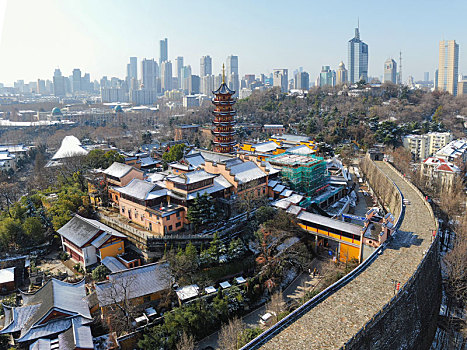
(253, 161, 438, 349)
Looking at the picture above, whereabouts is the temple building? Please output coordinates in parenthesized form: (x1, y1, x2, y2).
(212, 65, 236, 153)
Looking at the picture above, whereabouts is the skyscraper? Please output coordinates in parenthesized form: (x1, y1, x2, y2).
(175, 56, 184, 88)
(161, 61, 173, 92)
(53, 69, 66, 97)
(159, 38, 168, 65)
(127, 57, 137, 82)
(424, 72, 430, 82)
(348, 25, 368, 83)
(141, 59, 157, 90)
(294, 72, 309, 90)
(319, 66, 333, 87)
(72, 68, 81, 94)
(336, 61, 348, 85)
(273, 69, 288, 92)
(384, 59, 397, 84)
(200, 55, 212, 77)
(226, 55, 239, 97)
(437, 40, 459, 96)
(180, 65, 192, 93)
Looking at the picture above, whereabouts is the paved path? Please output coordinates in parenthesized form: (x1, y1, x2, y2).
(196, 261, 325, 349)
(259, 161, 437, 349)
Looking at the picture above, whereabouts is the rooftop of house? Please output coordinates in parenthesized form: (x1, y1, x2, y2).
(95, 262, 171, 307)
(103, 162, 141, 178)
(168, 170, 217, 185)
(1, 279, 92, 344)
(57, 214, 126, 248)
(116, 178, 167, 201)
(228, 161, 267, 184)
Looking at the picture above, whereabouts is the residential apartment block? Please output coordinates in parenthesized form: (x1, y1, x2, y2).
(402, 132, 453, 159)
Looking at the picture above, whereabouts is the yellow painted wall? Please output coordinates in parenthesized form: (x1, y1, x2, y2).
(339, 243, 360, 262)
(99, 240, 125, 259)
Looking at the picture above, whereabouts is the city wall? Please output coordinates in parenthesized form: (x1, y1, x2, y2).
(345, 157, 441, 350)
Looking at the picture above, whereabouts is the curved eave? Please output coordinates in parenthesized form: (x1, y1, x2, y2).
(212, 82, 235, 95)
(213, 122, 235, 126)
(213, 141, 237, 146)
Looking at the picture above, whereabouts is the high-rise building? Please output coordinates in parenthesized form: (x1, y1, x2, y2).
(53, 69, 66, 97)
(348, 26, 368, 83)
(141, 59, 157, 90)
(424, 72, 429, 82)
(201, 75, 214, 96)
(226, 55, 238, 76)
(200, 55, 212, 77)
(159, 38, 168, 65)
(36, 79, 46, 95)
(188, 75, 200, 94)
(336, 61, 348, 85)
(175, 57, 184, 88)
(72, 68, 81, 93)
(437, 40, 459, 96)
(294, 72, 309, 90)
(161, 61, 173, 92)
(226, 55, 239, 97)
(434, 69, 439, 90)
(384, 58, 397, 84)
(127, 57, 137, 82)
(181, 65, 192, 93)
(82, 73, 91, 92)
(273, 69, 288, 93)
(319, 66, 334, 87)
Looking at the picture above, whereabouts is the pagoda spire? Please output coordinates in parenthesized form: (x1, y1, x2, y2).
(222, 63, 226, 84)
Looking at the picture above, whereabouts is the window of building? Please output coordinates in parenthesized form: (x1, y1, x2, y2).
(176, 222, 181, 228)
(143, 295, 151, 303)
(121, 206, 125, 213)
(176, 211, 180, 218)
(168, 225, 173, 231)
(149, 223, 152, 231)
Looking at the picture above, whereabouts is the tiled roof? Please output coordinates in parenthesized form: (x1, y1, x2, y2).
(168, 170, 216, 184)
(116, 179, 164, 201)
(1, 279, 92, 344)
(57, 215, 125, 248)
(101, 256, 127, 273)
(228, 161, 267, 184)
(95, 262, 171, 307)
(103, 162, 138, 178)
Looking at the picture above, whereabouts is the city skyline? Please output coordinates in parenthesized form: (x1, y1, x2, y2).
(1, 0, 467, 85)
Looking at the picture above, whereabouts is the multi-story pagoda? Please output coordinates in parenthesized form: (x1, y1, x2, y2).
(212, 65, 236, 153)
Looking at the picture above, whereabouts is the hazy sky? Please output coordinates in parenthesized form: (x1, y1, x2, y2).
(0, 0, 466, 85)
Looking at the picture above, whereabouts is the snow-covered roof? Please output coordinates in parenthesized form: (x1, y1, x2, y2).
(287, 144, 315, 155)
(436, 138, 467, 160)
(273, 184, 286, 193)
(235, 276, 246, 284)
(95, 262, 171, 307)
(272, 198, 293, 210)
(101, 256, 126, 273)
(297, 211, 362, 236)
(116, 179, 166, 201)
(176, 284, 199, 301)
(286, 205, 303, 216)
(0, 267, 15, 284)
(57, 215, 125, 248)
(228, 161, 267, 184)
(103, 162, 138, 178)
(51, 136, 88, 160)
(186, 175, 232, 200)
(169, 170, 216, 184)
(280, 189, 294, 197)
(287, 194, 304, 204)
(184, 153, 205, 168)
(253, 141, 280, 153)
(268, 180, 279, 188)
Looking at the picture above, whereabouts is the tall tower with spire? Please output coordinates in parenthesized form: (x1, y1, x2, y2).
(211, 64, 236, 153)
(348, 21, 368, 84)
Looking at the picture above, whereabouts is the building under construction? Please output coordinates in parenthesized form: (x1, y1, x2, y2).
(267, 153, 328, 196)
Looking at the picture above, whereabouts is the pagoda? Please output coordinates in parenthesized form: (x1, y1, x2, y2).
(212, 65, 236, 153)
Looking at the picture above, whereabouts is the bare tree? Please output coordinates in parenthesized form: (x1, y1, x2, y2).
(218, 317, 244, 350)
(267, 291, 285, 322)
(100, 273, 139, 335)
(175, 331, 195, 350)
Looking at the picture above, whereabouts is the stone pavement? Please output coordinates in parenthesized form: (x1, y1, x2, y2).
(259, 161, 437, 350)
